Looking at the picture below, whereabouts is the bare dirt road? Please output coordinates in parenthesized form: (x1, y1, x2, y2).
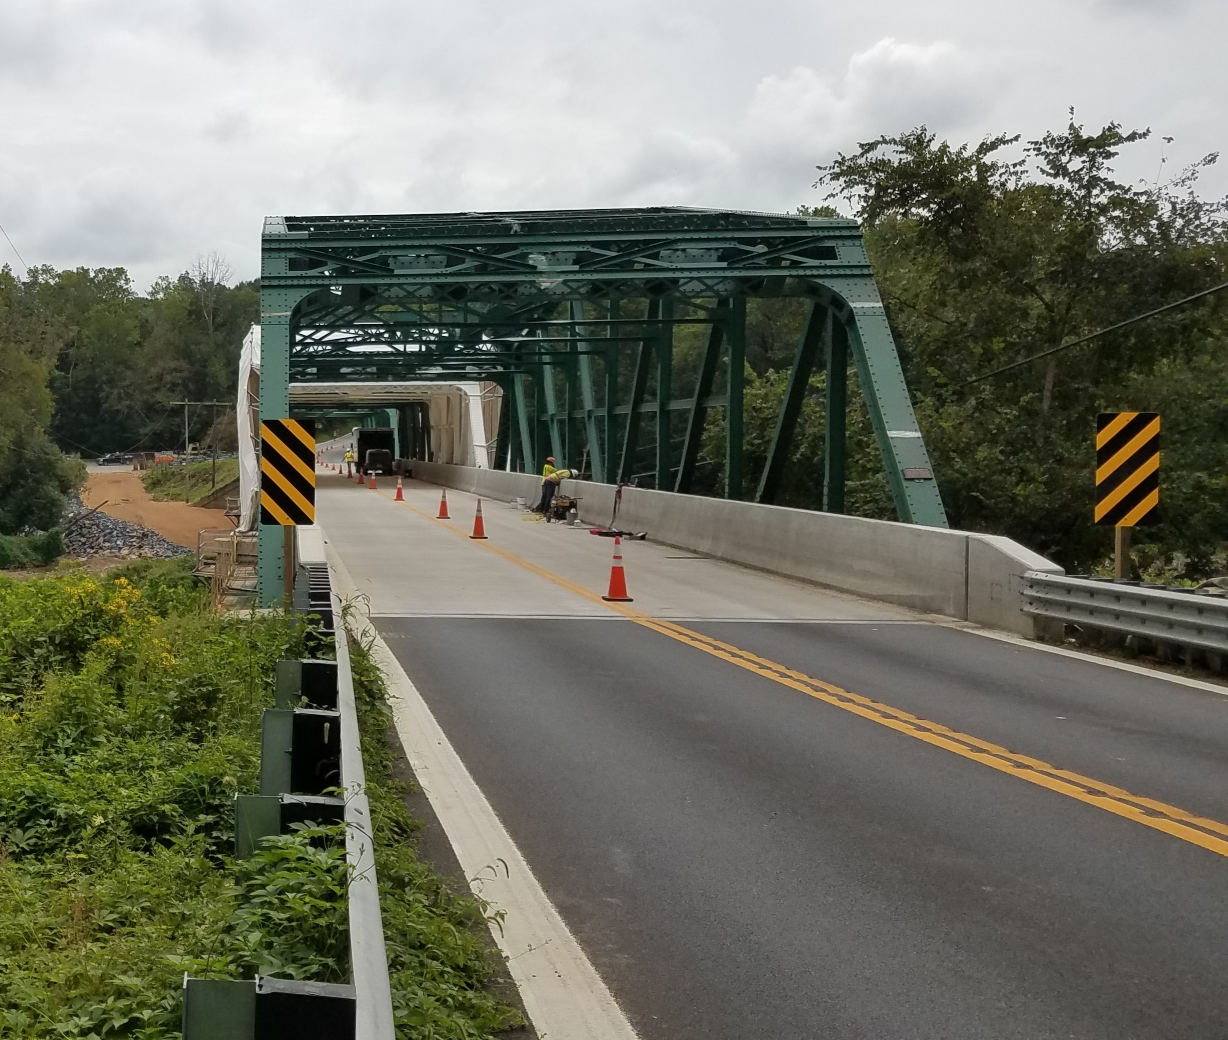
(83, 468, 227, 549)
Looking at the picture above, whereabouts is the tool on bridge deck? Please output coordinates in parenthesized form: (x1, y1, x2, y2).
(470, 498, 488, 540)
(394, 476, 404, 501)
(601, 536, 633, 602)
(437, 488, 450, 519)
(587, 481, 648, 539)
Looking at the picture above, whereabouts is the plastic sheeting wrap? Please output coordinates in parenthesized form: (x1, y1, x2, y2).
(236, 325, 261, 531)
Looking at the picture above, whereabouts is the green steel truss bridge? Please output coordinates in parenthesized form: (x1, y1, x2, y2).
(259, 206, 946, 591)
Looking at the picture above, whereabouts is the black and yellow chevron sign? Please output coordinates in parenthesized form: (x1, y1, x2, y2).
(260, 419, 316, 526)
(1095, 411, 1159, 527)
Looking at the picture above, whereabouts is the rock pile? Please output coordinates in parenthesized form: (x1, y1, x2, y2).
(63, 501, 191, 560)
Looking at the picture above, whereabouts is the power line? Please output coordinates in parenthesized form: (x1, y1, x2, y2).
(961, 278, 1228, 387)
(0, 220, 28, 274)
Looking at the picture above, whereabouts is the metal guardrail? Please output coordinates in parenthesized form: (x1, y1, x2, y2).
(1022, 570, 1228, 655)
(182, 562, 394, 1039)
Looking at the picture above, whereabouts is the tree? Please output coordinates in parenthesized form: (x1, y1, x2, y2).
(0, 267, 84, 534)
(813, 117, 1228, 574)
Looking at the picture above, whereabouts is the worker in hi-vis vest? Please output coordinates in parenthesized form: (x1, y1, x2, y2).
(541, 457, 556, 482)
(536, 467, 573, 514)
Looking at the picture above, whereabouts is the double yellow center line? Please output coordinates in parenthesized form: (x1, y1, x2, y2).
(380, 486, 1228, 861)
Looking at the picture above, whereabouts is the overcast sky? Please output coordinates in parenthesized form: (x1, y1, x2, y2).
(2, 0, 1226, 290)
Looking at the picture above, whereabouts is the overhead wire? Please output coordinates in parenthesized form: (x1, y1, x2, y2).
(961, 278, 1228, 387)
(0, 220, 28, 274)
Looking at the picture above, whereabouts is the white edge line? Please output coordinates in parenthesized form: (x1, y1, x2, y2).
(943, 619, 1228, 698)
(325, 537, 642, 1040)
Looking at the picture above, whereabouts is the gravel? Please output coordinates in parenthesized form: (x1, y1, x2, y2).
(63, 499, 192, 560)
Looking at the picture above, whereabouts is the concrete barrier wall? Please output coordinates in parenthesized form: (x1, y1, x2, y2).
(408, 461, 1062, 636)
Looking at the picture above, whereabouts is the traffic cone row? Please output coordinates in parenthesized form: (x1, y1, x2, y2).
(469, 498, 488, 539)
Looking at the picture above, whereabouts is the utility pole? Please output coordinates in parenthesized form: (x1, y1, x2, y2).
(170, 401, 230, 503)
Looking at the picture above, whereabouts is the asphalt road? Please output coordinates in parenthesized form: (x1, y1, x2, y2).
(319, 473, 1228, 1039)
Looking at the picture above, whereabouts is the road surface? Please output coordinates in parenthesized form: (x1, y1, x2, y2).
(319, 467, 1228, 1040)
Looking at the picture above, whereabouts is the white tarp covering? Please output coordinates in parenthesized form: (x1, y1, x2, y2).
(236, 325, 261, 531)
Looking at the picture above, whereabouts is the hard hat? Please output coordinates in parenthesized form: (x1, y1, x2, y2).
(547, 456, 555, 462)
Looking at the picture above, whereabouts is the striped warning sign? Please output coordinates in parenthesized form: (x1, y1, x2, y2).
(1095, 411, 1159, 527)
(260, 419, 315, 526)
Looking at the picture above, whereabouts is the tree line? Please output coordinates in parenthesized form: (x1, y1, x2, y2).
(713, 117, 1228, 579)
(0, 257, 256, 537)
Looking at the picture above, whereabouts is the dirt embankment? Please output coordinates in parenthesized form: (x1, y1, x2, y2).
(82, 469, 230, 550)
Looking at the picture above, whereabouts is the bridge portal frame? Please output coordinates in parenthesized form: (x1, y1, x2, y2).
(258, 207, 946, 600)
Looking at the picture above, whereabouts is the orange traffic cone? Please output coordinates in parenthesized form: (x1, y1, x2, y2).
(394, 476, 404, 501)
(437, 489, 450, 519)
(346, 463, 352, 480)
(368, 472, 377, 490)
(470, 498, 488, 539)
(601, 537, 633, 602)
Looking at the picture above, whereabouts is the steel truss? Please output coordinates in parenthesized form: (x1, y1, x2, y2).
(259, 207, 946, 596)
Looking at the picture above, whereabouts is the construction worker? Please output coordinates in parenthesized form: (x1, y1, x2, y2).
(532, 457, 556, 512)
(536, 467, 573, 516)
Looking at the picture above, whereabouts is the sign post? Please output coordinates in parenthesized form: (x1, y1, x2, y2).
(259, 418, 316, 605)
(1095, 411, 1159, 580)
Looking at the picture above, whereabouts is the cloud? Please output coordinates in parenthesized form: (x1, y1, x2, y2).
(738, 38, 1005, 205)
(1, 1, 1225, 288)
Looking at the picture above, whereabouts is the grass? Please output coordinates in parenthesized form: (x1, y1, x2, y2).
(0, 558, 340, 1036)
(140, 460, 240, 505)
(0, 558, 527, 1038)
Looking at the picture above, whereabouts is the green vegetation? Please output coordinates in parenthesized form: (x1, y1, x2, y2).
(822, 119, 1228, 578)
(349, 636, 526, 1038)
(0, 558, 524, 1037)
(0, 558, 318, 1035)
(1, 256, 250, 565)
(696, 117, 1228, 579)
(0, 269, 87, 554)
(141, 459, 240, 505)
(0, 529, 63, 570)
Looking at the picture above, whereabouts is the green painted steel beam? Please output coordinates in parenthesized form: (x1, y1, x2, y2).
(618, 301, 657, 483)
(824, 318, 849, 513)
(675, 302, 726, 493)
(513, 374, 535, 472)
(571, 301, 605, 483)
(725, 298, 746, 500)
(655, 297, 674, 491)
(603, 301, 619, 485)
(756, 301, 827, 504)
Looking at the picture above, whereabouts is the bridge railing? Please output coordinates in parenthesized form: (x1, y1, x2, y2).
(1024, 571, 1228, 663)
(404, 461, 1061, 637)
